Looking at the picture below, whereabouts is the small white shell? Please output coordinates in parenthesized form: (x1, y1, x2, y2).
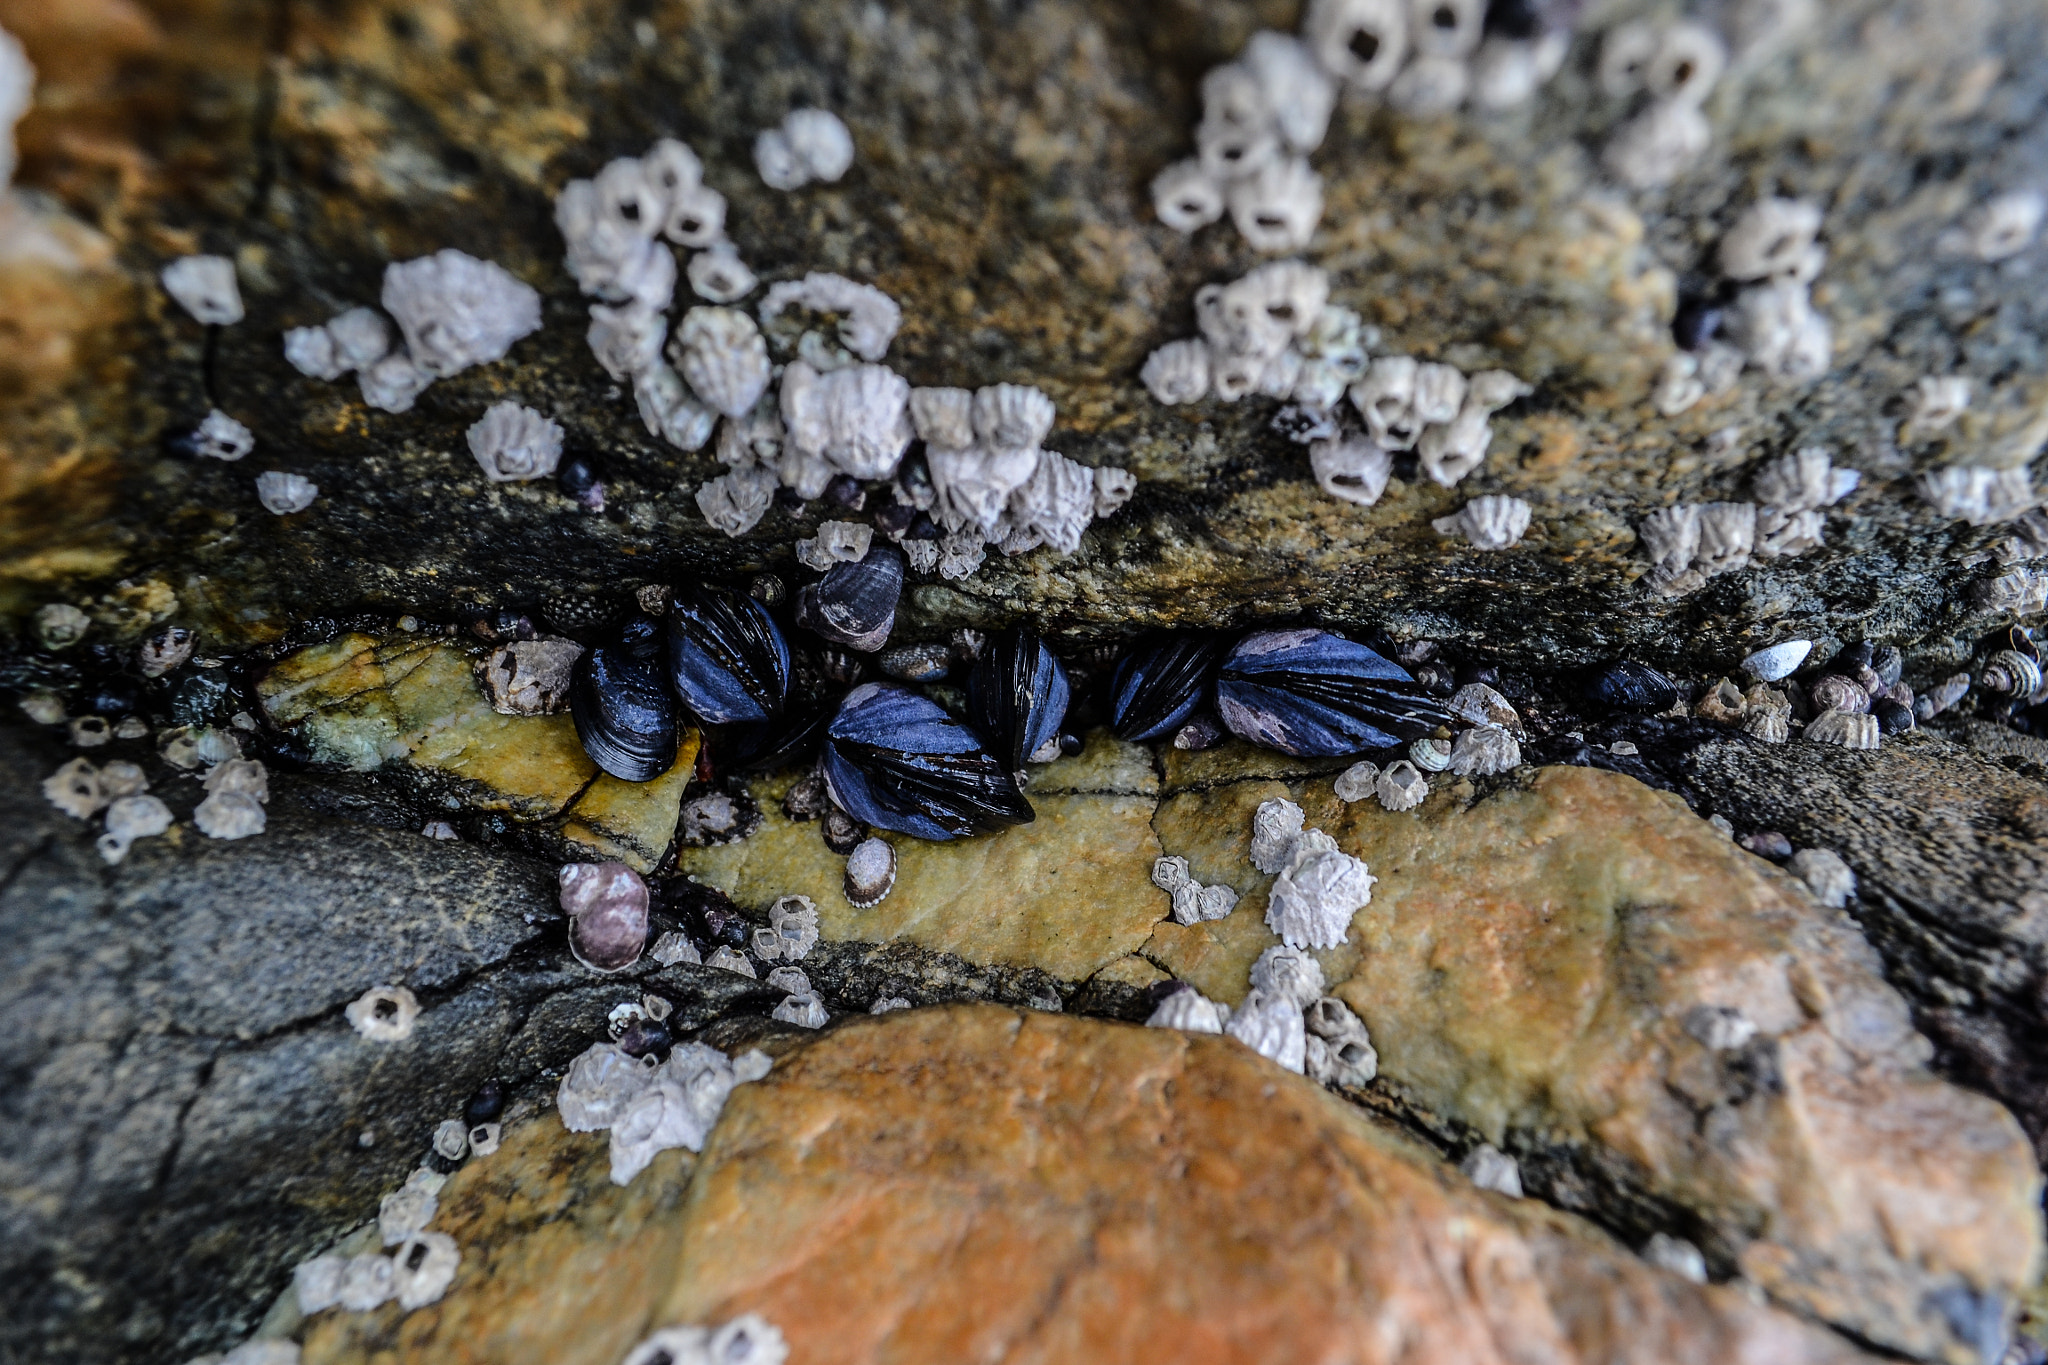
(1740, 640, 1811, 682)
(1305, 0, 1408, 91)
(1141, 339, 1210, 404)
(1449, 723, 1520, 776)
(1788, 847, 1856, 907)
(193, 409, 254, 461)
(1720, 199, 1824, 282)
(769, 894, 821, 960)
(1145, 986, 1228, 1034)
(1224, 987, 1307, 1072)
(1303, 996, 1377, 1086)
(1646, 21, 1726, 107)
(1227, 156, 1323, 253)
(1376, 759, 1428, 811)
(194, 790, 266, 840)
(1333, 761, 1379, 803)
(673, 307, 772, 418)
(1310, 435, 1393, 507)
(633, 364, 717, 452)
(381, 249, 542, 378)
(1249, 943, 1326, 1008)
(1461, 1143, 1523, 1198)
(255, 471, 317, 515)
(1409, 735, 1451, 772)
(1804, 709, 1879, 750)
(758, 272, 902, 362)
(346, 985, 420, 1042)
(1266, 842, 1374, 950)
(358, 350, 431, 414)
(160, 254, 244, 326)
(688, 244, 757, 303)
(1433, 494, 1530, 550)
(1151, 159, 1225, 234)
(391, 1231, 460, 1310)
(1350, 356, 1421, 450)
(1249, 797, 1306, 875)
(1603, 99, 1710, 191)
(466, 402, 563, 484)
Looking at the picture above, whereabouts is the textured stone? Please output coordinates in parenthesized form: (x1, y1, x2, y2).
(303, 1007, 1879, 1365)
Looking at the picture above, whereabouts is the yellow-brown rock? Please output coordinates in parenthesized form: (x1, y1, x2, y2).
(303, 1007, 1879, 1365)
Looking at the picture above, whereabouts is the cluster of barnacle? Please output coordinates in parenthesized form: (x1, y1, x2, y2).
(1595, 16, 1727, 190)
(557, 1023, 773, 1186)
(621, 1313, 788, 1365)
(1918, 462, 2037, 528)
(552, 135, 1132, 579)
(1147, 935, 1380, 1091)
(1635, 445, 1858, 595)
(1149, 0, 1579, 253)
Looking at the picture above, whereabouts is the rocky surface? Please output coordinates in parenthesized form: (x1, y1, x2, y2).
(302, 1005, 1879, 1365)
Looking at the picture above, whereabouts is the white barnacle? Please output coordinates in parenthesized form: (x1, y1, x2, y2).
(1433, 494, 1530, 550)
(1267, 839, 1374, 950)
(586, 302, 666, 380)
(936, 528, 988, 580)
(1637, 504, 1701, 580)
(755, 108, 854, 190)
(1470, 32, 1568, 110)
(1224, 987, 1307, 1072)
(758, 272, 902, 363)
(687, 243, 757, 303)
(558, 1041, 659, 1131)
(1909, 375, 1972, 433)
(633, 363, 717, 452)
(192, 409, 254, 461)
(593, 156, 665, 246)
(160, 254, 244, 326)
(194, 790, 266, 840)
(1652, 353, 1705, 416)
(1310, 435, 1394, 507)
(1694, 501, 1757, 577)
(1141, 338, 1210, 404)
(465, 401, 563, 484)
(1918, 464, 2036, 525)
(1954, 191, 2046, 263)
(1150, 159, 1226, 234)
(1234, 261, 1331, 345)
(608, 1043, 740, 1183)
(381, 249, 542, 378)
(1388, 53, 1472, 117)
(1645, 21, 1726, 107)
(673, 307, 772, 418)
(1152, 854, 1193, 894)
(1249, 797, 1306, 875)
(1449, 723, 1520, 776)
(378, 1167, 443, 1245)
(483, 638, 581, 717)
(1720, 198, 1824, 283)
(1804, 709, 1879, 750)
(930, 444, 1040, 533)
(1350, 355, 1421, 450)
(771, 994, 829, 1029)
(971, 382, 1057, 451)
(1604, 99, 1711, 191)
(295, 1253, 346, 1315)
(1093, 465, 1137, 517)
(255, 472, 317, 515)
(1461, 1144, 1524, 1198)
(327, 307, 391, 371)
(1333, 761, 1379, 803)
(1753, 505, 1824, 559)
(346, 986, 420, 1042)
(35, 602, 89, 651)
(703, 944, 756, 978)
(1004, 450, 1098, 556)
(1751, 445, 1857, 512)
(1196, 108, 1280, 185)
(1788, 847, 1856, 907)
(358, 350, 431, 414)
(1304, 996, 1377, 1085)
(1414, 363, 1470, 424)
(1597, 21, 1660, 97)
(1416, 405, 1492, 487)
(792, 362, 914, 480)
(1464, 369, 1531, 415)
(649, 931, 701, 968)
(43, 758, 105, 819)
(870, 996, 913, 1014)
(95, 793, 170, 866)
(909, 386, 975, 449)
(1295, 306, 1371, 410)
(21, 690, 64, 725)
(1306, 0, 1408, 91)
(1407, 0, 1483, 58)
(1243, 32, 1337, 153)
(1227, 156, 1323, 253)
(1249, 943, 1327, 1008)
(1376, 759, 1428, 811)
(797, 520, 874, 571)
(1145, 985, 1228, 1034)
(390, 1231, 460, 1310)
(69, 716, 110, 749)
(337, 1253, 397, 1312)
(1448, 683, 1520, 734)
(768, 894, 820, 961)
(284, 325, 343, 381)
(1726, 278, 1831, 383)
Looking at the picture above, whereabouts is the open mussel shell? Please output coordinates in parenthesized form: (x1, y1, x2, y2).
(967, 626, 1071, 769)
(569, 615, 679, 783)
(822, 682, 1035, 841)
(1214, 628, 1452, 756)
(795, 544, 905, 653)
(1110, 632, 1230, 742)
(666, 583, 791, 726)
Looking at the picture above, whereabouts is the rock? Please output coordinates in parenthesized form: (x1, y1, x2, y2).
(301, 1006, 1877, 1365)
(1686, 732, 2048, 1166)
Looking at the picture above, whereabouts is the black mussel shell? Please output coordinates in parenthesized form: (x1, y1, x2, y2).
(1215, 628, 1453, 756)
(569, 615, 679, 783)
(711, 704, 834, 773)
(967, 626, 1072, 769)
(1110, 633, 1230, 742)
(1585, 660, 1680, 713)
(1872, 698, 1915, 734)
(795, 545, 905, 653)
(666, 583, 791, 727)
(463, 1081, 506, 1128)
(615, 1019, 671, 1058)
(823, 474, 865, 510)
(1671, 296, 1723, 352)
(822, 682, 1034, 841)
(1827, 640, 1874, 674)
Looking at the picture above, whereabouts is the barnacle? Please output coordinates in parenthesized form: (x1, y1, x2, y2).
(1408, 0, 1483, 58)
(1917, 464, 2037, 525)
(971, 383, 1057, 452)
(160, 254, 244, 326)
(1310, 435, 1393, 507)
(1141, 339, 1211, 405)
(759, 273, 903, 362)
(1461, 1144, 1524, 1197)
(1598, 21, 1660, 96)
(1333, 761, 1379, 802)
(1304, 996, 1377, 1086)
(1955, 191, 2045, 262)
(1242, 32, 1337, 153)
(378, 1167, 443, 1245)
(1470, 32, 1568, 109)
(1376, 758, 1428, 811)
(767, 894, 821, 960)
(284, 326, 342, 381)
(783, 362, 914, 479)
(35, 602, 88, 651)
(1603, 99, 1710, 190)
(772, 993, 829, 1028)
(482, 638, 582, 716)
(687, 244, 757, 303)
(1350, 356, 1421, 449)
(466, 402, 564, 484)
(1449, 723, 1520, 776)
(909, 386, 975, 449)
(1652, 353, 1705, 416)
(1789, 847, 1856, 907)
(1224, 988, 1307, 1072)
(673, 307, 772, 418)
(756, 108, 855, 189)
(1305, 0, 1408, 91)
(1908, 375, 1972, 432)
(192, 410, 254, 462)
(608, 1043, 741, 1183)
(295, 1254, 346, 1315)
(346, 986, 420, 1042)
(558, 1041, 659, 1131)
(1249, 943, 1327, 1007)
(633, 364, 717, 452)
(358, 350, 431, 414)
(1694, 501, 1757, 577)
(1227, 156, 1323, 253)
(1637, 504, 1701, 582)
(1267, 839, 1374, 950)
(1249, 797, 1307, 875)
(1645, 21, 1726, 106)
(586, 303, 666, 380)
(697, 465, 777, 538)
(1805, 709, 1879, 749)
(195, 790, 265, 839)
(255, 472, 317, 515)
(1726, 278, 1832, 383)
(337, 1253, 397, 1311)
(381, 249, 542, 378)
(1388, 53, 1471, 117)
(930, 445, 1040, 533)
(1197, 109, 1280, 184)
(43, 758, 106, 819)
(390, 1231, 460, 1310)
(1150, 159, 1226, 233)
(1751, 446, 1857, 512)
(1720, 199, 1824, 282)
(1094, 465, 1137, 516)
(1433, 494, 1530, 550)
(1145, 985, 1228, 1033)
(1416, 405, 1493, 487)
(97, 795, 172, 865)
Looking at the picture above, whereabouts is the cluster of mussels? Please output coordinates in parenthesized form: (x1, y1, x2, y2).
(568, 569, 1463, 842)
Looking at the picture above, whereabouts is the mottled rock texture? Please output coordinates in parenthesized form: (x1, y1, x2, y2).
(303, 1006, 1880, 1365)
(2, 0, 2047, 672)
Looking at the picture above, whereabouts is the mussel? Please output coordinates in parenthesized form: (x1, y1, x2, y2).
(821, 682, 1034, 840)
(665, 583, 790, 726)
(569, 615, 679, 782)
(967, 626, 1071, 768)
(1214, 628, 1452, 756)
(1110, 633, 1230, 742)
(1584, 659, 1680, 713)
(795, 544, 904, 652)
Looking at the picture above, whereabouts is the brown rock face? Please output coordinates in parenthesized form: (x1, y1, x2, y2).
(305, 1006, 1877, 1365)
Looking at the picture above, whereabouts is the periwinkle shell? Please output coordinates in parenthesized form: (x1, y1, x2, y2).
(821, 682, 1035, 841)
(1214, 628, 1453, 756)
(665, 583, 790, 726)
(795, 544, 905, 653)
(966, 626, 1071, 769)
(569, 616, 679, 782)
(1585, 660, 1680, 713)
(1110, 633, 1230, 742)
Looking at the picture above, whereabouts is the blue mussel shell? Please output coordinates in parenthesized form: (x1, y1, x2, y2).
(1215, 628, 1451, 756)
(570, 615, 680, 782)
(666, 583, 791, 726)
(823, 682, 1035, 840)
(967, 626, 1070, 769)
(1110, 633, 1230, 742)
